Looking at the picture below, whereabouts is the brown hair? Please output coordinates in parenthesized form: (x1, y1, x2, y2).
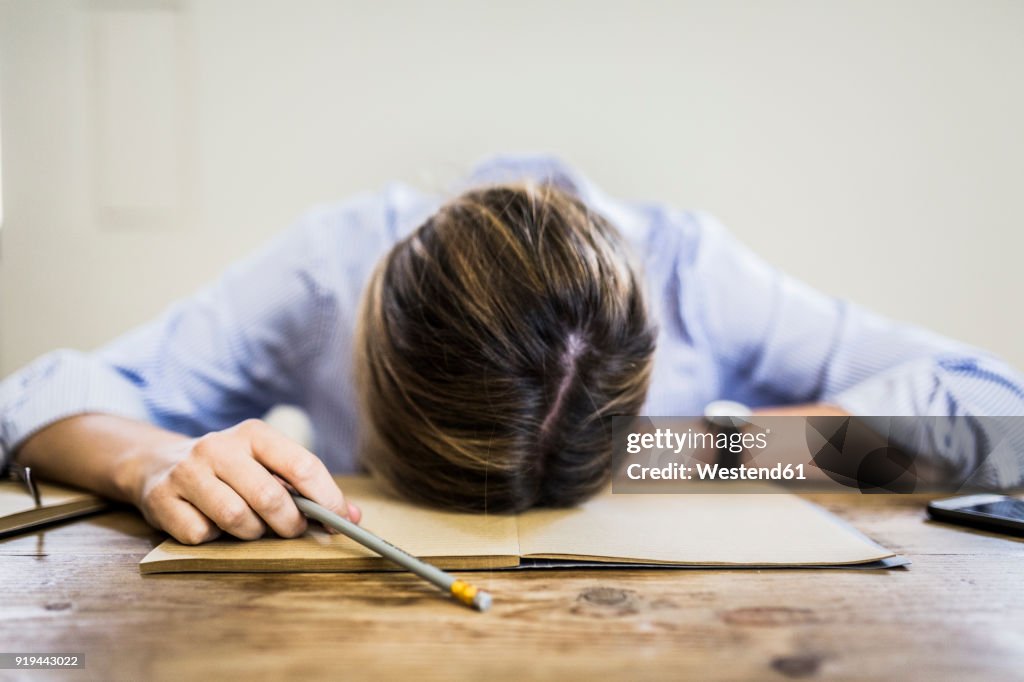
(355, 182, 656, 512)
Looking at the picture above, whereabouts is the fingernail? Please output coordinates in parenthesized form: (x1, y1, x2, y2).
(347, 502, 362, 523)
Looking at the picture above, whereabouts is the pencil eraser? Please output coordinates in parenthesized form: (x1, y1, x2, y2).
(473, 591, 493, 612)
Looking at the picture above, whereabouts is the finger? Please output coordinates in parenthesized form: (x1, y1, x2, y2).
(316, 502, 362, 534)
(269, 474, 362, 530)
(213, 453, 309, 538)
(242, 423, 352, 521)
(180, 472, 267, 540)
(152, 496, 221, 545)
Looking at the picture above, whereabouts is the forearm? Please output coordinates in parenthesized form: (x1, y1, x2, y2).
(15, 414, 189, 505)
(752, 403, 848, 417)
(751, 403, 952, 485)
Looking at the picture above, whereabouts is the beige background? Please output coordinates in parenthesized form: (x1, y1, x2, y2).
(2, 0, 1023, 379)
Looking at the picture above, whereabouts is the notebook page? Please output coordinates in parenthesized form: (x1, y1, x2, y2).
(0, 481, 98, 517)
(516, 485, 894, 566)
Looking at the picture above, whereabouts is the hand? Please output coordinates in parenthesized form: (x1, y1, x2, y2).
(128, 419, 361, 545)
(747, 403, 851, 482)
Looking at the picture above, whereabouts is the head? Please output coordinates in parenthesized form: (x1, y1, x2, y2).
(355, 181, 656, 512)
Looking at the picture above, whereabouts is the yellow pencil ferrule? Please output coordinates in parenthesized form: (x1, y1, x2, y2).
(450, 579, 478, 607)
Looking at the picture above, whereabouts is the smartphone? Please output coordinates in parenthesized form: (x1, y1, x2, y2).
(927, 494, 1024, 536)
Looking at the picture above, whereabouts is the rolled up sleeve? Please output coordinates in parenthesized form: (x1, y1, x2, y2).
(0, 349, 150, 465)
(830, 355, 1024, 487)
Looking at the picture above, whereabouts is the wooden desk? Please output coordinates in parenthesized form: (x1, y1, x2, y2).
(1, 494, 1022, 681)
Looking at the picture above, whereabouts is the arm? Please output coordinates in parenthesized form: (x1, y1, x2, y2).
(0, 211, 360, 542)
(681, 212, 1024, 487)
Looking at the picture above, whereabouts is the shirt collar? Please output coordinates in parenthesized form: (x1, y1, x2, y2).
(454, 154, 601, 204)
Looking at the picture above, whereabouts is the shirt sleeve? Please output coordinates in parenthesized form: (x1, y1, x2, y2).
(0, 211, 338, 465)
(681, 211, 1024, 487)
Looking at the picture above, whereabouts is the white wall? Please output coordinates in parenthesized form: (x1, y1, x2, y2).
(3, 0, 1023, 377)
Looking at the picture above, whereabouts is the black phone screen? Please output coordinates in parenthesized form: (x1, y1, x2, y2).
(962, 499, 1024, 521)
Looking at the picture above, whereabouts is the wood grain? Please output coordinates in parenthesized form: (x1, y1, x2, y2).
(1, 494, 1021, 681)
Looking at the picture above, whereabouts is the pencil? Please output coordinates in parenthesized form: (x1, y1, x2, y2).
(290, 493, 493, 612)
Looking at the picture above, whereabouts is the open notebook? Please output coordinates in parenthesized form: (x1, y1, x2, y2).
(140, 476, 900, 573)
(0, 480, 108, 538)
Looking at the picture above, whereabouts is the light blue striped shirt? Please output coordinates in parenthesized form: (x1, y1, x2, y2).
(3, 155, 1023, 486)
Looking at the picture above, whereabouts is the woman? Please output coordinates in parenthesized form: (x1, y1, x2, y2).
(2, 155, 1022, 544)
